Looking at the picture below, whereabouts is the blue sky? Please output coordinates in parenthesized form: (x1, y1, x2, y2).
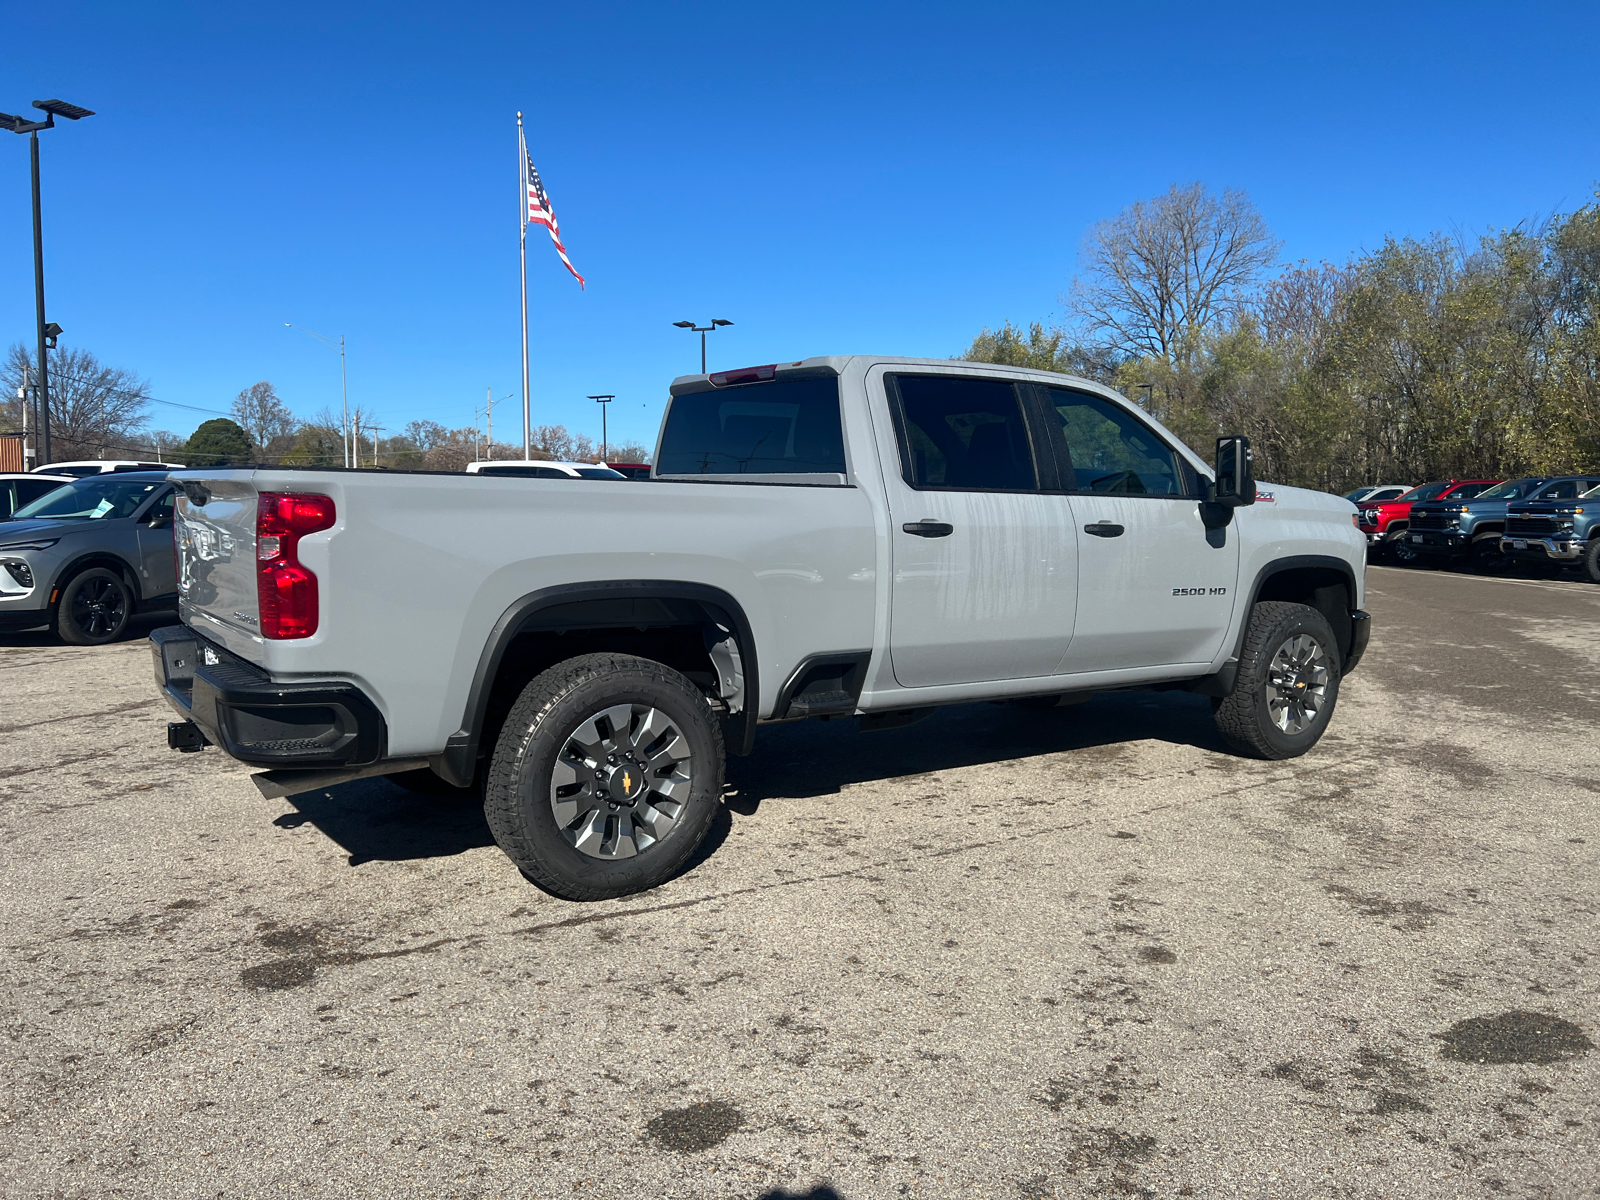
(3, 1, 1597, 454)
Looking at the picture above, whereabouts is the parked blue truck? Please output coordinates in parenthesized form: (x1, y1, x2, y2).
(1500, 480, 1600, 580)
(1406, 476, 1599, 570)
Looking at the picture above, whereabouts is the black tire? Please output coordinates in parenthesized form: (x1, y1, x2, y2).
(1214, 601, 1341, 761)
(1582, 538, 1600, 584)
(483, 652, 725, 901)
(1469, 536, 1507, 574)
(55, 568, 133, 646)
(1388, 533, 1419, 565)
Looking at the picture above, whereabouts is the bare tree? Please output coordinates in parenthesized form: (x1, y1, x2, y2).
(1068, 183, 1280, 372)
(4, 343, 152, 461)
(230, 382, 298, 457)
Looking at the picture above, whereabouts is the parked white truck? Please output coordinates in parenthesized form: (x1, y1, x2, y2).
(152, 357, 1369, 900)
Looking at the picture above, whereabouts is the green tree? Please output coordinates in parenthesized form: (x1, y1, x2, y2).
(181, 418, 254, 466)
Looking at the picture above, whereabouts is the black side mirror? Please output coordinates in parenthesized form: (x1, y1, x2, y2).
(1209, 436, 1256, 508)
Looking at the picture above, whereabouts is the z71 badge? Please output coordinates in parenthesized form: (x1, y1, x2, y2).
(1173, 587, 1228, 596)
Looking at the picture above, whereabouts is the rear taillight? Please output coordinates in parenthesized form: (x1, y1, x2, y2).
(257, 493, 336, 639)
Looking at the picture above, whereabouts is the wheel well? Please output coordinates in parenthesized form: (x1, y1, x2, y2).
(437, 584, 758, 787)
(51, 554, 139, 602)
(1253, 565, 1355, 661)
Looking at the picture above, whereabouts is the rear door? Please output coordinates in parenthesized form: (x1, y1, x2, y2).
(1037, 386, 1240, 673)
(876, 368, 1077, 687)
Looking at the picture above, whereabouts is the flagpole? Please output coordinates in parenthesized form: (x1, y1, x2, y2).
(517, 112, 532, 462)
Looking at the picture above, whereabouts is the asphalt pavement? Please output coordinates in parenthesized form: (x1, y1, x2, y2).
(1, 566, 1597, 1199)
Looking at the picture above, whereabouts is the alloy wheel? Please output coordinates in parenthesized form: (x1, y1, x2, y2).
(70, 577, 128, 639)
(1264, 633, 1331, 735)
(549, 702, 694, 859)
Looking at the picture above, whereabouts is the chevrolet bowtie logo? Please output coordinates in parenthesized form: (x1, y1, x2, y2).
(622, 772, 633, 793)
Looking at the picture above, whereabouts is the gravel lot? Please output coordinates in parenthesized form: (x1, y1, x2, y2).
(2, 565, 1597, 1199)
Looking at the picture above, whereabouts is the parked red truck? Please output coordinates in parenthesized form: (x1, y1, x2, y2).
(1357, 479, 1500, 562)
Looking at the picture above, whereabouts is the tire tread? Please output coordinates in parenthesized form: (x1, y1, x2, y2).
(483, 652, 724, 902)
(1213, 600, 1340, 761)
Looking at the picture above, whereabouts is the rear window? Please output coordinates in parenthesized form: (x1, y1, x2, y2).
(656, 378, 846, 477)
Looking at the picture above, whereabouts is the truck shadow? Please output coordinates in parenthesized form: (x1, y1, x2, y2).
(273, 691, 1226, 872)
(274, 778, 495, 866)
(724, 690, 1228, 814)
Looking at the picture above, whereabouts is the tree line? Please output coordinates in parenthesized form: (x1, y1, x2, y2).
(0, 346, 651, 469)
(964, 182, 1600, 492)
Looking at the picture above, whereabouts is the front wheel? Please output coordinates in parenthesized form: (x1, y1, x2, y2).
(483, 653, 725, 901)
(1388, 533, 1419, 565)
(1469, 536, 1508, 574)
(1582, 538, 1600, 584)
(56, 568, 133, 646)
(1214, 601, 1341, 760)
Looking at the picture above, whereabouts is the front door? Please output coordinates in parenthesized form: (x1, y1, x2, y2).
(876, 369, 1077, 687)
(135, 488, 179, 599)
(1035, 387, 1239, 674)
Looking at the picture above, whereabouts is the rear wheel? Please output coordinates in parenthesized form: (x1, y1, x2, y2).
(56, 568, 133, 646)
(1214, 601, 1341, 760)
(484, 653, 724, 901)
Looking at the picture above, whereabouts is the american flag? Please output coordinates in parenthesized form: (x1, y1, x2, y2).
(521, 130, 584, 289)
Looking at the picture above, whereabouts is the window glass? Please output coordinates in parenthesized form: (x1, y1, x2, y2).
(574, 467, 627, 479)
(1045, 388, 1182, 495)
(17, 478, 67, 506)
(13, 476, 165, 521)
(1400, 482, 1450, 502)
(1450, 483, 1492, 499)
(1478, 478, 1542, 500)
(142, 490, 176, 522)
(890, 376, 1037, 491)
(477, 464, 568, 478)
(1539, 480, 1579, 500)
(656, 378, 846, 476)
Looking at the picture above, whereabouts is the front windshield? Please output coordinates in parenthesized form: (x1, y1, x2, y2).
(1476, 478, 1545, 500)
(12, 476, 166, 521)
(1398, 482, 1451, 502)
(1344, 487, 1372, 501)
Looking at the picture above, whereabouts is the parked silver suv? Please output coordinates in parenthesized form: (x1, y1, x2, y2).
(0, 471, 177, 644)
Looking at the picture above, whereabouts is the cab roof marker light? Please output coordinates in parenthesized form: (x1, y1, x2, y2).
(707, 364, 777, 387)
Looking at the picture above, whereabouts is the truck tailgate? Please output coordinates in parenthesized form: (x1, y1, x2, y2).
(175, 476, 262, 644)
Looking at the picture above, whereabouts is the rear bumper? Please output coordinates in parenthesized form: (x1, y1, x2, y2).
(1499, 536, 1582, 561)
(149, 624, 386, 768)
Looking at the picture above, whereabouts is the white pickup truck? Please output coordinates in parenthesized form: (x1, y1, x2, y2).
(152, 356, 1368, 900)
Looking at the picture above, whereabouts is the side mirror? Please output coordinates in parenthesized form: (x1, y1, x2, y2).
(1209, 436, 1256, 508)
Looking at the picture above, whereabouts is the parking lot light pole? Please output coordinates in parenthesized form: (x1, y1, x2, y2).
(285, 324, 349, 467)
(1, 99, 95, 467)
(588, 395, 614, 460)
(672, 319, 733, 374)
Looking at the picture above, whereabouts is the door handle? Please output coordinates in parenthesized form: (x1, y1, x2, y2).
(902, 521, 954, 538)
(1083, 522, 1125, 538)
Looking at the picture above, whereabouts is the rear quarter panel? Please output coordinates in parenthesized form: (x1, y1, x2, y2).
(191, 471, 878, 756)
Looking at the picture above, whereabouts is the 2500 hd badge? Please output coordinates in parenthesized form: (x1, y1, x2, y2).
(1173, 587, 1228, 596)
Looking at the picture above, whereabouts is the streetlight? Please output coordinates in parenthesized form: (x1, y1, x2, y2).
(483, 388, 514, 460)
(588, 395, 614, 460)
(1137, 383, 1154, 412)
(284, 324, 350, 468)
(672, 319, 733, 374)
(1, 99, 95, 467)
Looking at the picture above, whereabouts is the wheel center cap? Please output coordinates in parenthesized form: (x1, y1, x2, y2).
(607, 765, 645, 803)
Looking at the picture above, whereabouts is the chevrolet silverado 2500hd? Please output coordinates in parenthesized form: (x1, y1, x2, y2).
(151, 357, 1370, 900)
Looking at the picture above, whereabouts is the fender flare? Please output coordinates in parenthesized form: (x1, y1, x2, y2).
(434, 580, 760, 786)
(49, 551, 143, 604)
(1199, 555, 1362, 696)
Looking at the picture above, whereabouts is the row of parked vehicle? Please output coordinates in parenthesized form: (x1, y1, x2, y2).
(1346, 476, 1600, 580)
